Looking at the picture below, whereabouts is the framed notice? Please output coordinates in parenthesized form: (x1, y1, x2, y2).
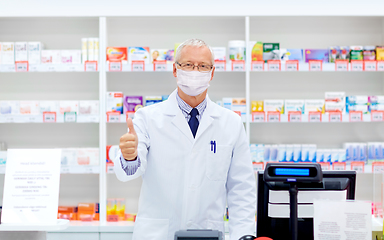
(2, 149, 61, 224)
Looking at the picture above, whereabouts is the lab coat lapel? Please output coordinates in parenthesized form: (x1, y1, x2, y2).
(164, 90, 194, 143)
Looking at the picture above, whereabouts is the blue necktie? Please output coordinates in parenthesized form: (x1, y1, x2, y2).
(188, 108, 199, 138)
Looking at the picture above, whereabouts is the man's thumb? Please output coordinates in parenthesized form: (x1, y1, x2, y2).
(126, 118, 136, 135)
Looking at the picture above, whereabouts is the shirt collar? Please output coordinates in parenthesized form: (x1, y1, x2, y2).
(176, 91, 207, 115)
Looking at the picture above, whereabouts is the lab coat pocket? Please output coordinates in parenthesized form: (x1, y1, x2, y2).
(207, 219, 225, 234)
(133, 217, 169, 240)
(206, 145, 232, 181)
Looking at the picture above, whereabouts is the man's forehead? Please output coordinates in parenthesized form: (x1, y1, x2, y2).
(179, 45, 211, 61)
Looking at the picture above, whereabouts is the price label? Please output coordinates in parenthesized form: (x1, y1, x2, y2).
(351, 162, 365, 173)
(253, 162, 264, 172)
(132, 61, 145, 71)
(43, 112, 56, 123)
(107, 165, 114, 173)
(372, 162, 384, 174)
(335, 60, 348, 71)
(29, 65, 38, 72)
(15, 61, 29, 72)
(288, 111, 302, 122)
(61, 167, 70, 174)
(309, 60, 322, 71)
(329, 112, 342, 122)
(4, 116, 14, 123)
(68, 65, 77, 72)
(364, 60, 377, 71)
(64, 112, 77, 122)
(371, 111, 384, 122)
(85, 61, 98, 72)
(332, 162, 346, 170)
(377, 61, 384, 71)
(153, 60, 167, 71)
(308, 111, 322, 122)
(319, 162, 331, 171)
(251, 61, 264, 71)
(107, 215, 119, 222)
(109, 61, 122, 72)
(349, 111, 362, 122)
(351, 60, 363, 71)
(267, 112, 280, 122)
(285, 60, 298, 71)
(231, 60, 245, 71)
(268, 60, 281, 71)
(214, 60, 226, 71)
(47, 65, 56, 72)
(107, 112, 121, 123)
(252, 112, 265, 122)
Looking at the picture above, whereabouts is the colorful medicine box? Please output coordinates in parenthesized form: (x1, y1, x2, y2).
(250, 41, 263, 61)
(106, 47, 128, 62)
(305, 49, 329, 63)
(304, 99, 324, 114)
(251, 101, 263, 112)
(263, 43, 280, 61)
(151, 49, 174, 63)
(128, 47, 150, 63)
(264, 100, 284, 114)
(284, 99, 304, 114)
(106, 92, 123, 114)
(123, 96, 143, 114)
(280, 49, 304, 61)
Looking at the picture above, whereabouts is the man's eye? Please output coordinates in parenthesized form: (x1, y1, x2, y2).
(184, 63, 193, 67)
(200, 65, 207, 68)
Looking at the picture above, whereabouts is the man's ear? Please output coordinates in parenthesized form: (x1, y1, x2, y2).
(210, 66, 215, 81)
(173, 63, 177, 78)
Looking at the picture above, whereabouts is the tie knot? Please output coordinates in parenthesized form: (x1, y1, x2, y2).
(190, 108, 199, 117)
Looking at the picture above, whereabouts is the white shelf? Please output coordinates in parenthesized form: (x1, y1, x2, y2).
(0, 219, 69, 232)
(0, 115, 99, 123)
(251, 62, 384, 72)
(0, 165, 99, 174)
(250, 113, 380, 123)
(0, 64, 98, 73)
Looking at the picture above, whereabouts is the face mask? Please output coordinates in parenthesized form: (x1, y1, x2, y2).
(176, 68, 212, 97)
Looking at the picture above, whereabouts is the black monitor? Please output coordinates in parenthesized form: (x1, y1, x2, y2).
(256, 170, 356, 240)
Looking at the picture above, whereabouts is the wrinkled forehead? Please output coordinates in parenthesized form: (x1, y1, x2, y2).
(179, 45, 213, 64)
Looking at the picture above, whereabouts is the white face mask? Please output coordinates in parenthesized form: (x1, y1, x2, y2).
(176, 68, 212, 97)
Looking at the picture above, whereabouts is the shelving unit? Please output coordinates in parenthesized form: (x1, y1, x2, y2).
(2, 2, 384, 238)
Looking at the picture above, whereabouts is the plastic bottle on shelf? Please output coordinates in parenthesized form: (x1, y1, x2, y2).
(228, 40, 245, 61)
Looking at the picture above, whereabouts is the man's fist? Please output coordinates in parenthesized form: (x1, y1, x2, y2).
(119, 118, 138, 161)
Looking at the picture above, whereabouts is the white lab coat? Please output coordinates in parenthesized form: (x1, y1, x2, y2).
(114, 89, 256, 240)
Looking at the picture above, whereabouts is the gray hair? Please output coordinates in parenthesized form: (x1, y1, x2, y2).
(175, 39, 215, 65)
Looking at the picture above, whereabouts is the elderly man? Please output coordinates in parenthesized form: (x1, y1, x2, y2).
(114, 39, 256, 240)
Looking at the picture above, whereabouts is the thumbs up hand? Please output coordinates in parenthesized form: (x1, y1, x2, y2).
(119, 118, 138, 161)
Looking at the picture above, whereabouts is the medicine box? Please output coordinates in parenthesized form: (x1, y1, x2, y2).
(222, 98, 232, 111)
(145, 96, 162, 106)
(81, 38, 88, 63)
(350, 46, 363, 60)
(328, 46, 350, 62)
(1, 42, 15, 64)
(345, 104, 369, 114)
(211, 47, 226, 61)
(39, 101, 59, 114)
(232, 98, 246, 117)
(59, 101, 79, 114)
(61, 50, 82, 64)
(19, 101, 40, 115)
(264, 100, 284, 114)
(123, 96, 143, 114)
(376, 47, 384, 61)
(280, 49, 304, 61)
(263, 43, 280, 61)
(346, 96, 369, 105)
(106, 47, 128, 63)
(325, 101, 344, 113)
(150, 49, 174, 63)
(106, 92, 123, 114)
(325, 92, 345, 103)
(250, 41, 263, 62)
(79, 101, 99, 115)
(28, 42, 44, 64)
(304, 99, 324, 114)
(41, 50, 61, 64)
(15, 42, 28, 62)
(305, 49, 329, 63)
(87, 38, 95, 61)
(77, 148, 99, 166)
(61, 148, 77, 166)
(251, 101, 263, 112)
(363, 46, 376, 60)
(0, 101, 20, 115)
(128, 47, 150, 63)
(369, 96, 384, 112)
(0, 151, 6, 166)
(277, 144, 286, 162)
(284, 99, 304, 114)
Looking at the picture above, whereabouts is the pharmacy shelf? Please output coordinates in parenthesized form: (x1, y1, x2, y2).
(105, 62, 245, 72)
(0, 219, 69, 232)
(0, 114, 99, 123)
(0, 165, 99, 174)
(250, 113, 382, 123)
(251, 62, 384, 72)
(105, 114, 247, 123)
(0, 64, 98, 73)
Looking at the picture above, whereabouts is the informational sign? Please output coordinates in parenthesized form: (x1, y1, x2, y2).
(2, 149, 61, 224)
(314, 200, 371, 240)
